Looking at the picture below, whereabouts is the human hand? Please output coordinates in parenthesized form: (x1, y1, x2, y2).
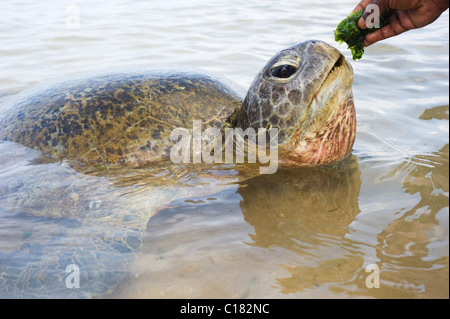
(352, 0, 449, 46)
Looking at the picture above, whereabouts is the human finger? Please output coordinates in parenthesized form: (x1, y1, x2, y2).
(352, 0, 373, 12)
(363, 11, 412, 46)
(358, 0, 390, 29)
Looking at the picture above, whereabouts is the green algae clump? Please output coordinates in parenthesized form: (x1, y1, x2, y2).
(334, 9, 390, 60)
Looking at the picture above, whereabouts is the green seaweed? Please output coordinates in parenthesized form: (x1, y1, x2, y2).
(334, 9, 390, 60)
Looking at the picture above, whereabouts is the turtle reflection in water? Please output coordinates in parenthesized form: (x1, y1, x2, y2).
(0, 40, 356, 298)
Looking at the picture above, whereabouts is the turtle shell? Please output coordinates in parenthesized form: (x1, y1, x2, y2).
(0, 69, 243, 167)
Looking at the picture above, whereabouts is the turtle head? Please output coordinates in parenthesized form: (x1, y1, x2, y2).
(238, 40, 356, 166)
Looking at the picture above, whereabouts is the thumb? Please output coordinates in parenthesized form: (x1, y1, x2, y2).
(358, 0, 390, 29)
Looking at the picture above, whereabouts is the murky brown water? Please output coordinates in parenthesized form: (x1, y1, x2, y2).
(0, 0, 448, 298)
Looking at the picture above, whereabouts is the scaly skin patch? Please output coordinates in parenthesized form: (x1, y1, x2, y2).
(280, 97, 356, 166)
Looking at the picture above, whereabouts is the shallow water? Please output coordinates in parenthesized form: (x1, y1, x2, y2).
(0, 0, 448, 298)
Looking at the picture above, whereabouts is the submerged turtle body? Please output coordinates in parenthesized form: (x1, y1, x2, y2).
(0, 141, 245, 298)
(0, 70, 242, 168)
(0, 40, 357, 298)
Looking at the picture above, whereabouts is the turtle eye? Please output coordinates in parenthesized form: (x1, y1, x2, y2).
(270, 64, 298, 78)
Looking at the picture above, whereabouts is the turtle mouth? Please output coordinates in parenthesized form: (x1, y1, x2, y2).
(322, 53, 346, 88)
(307, 53, 350, 110)
(332, 53, 346, 71)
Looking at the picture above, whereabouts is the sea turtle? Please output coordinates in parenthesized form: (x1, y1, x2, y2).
(0, 40, 356, 298)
